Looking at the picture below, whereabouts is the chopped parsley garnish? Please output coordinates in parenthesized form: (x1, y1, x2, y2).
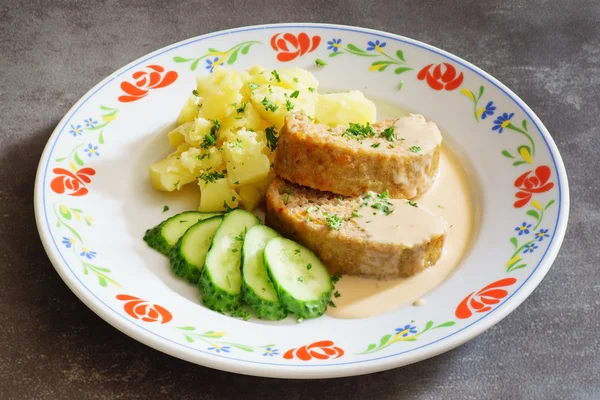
(381, 127, 396, 142)
(201, 120, 220, 149)
(351, 210, 361, 218)
(199, 170, 225, 184)
(331, 272, 342, 283)
(338, 196, 343, 202)
(378, 190, 391, 200)
(371, 202, 392, 215)
(248, 82, 259, 90)
(410, 146, 422, 153)
(297, 276, 304, 283)
(294, 249, 301, 255)
(293, 77, 299, 83)
(162, 205, 169, 212)
(174, 180, 180, 190)
(371, 143, 381, 148)
(236, 102, 246, 114)
(343, 122, 375, 140)
(285, 99, 294, 111)
(328, 300, 336, 307)
(234, 181, 239, 185)
(306, 264, 312, 270)
(315, 58, 327, 66)
(283, 186, 293, 195)
(231, 248, 238, 253)
(325, 213, 343, 230)
(308, 87, 316, 92)
(408, 200, 418, 207)
(265, 126, 279, 151)
(271, 69, 281, 82)
(261, 96, 279, 112)
(234, 233, 244, 241)
(334, 291, 341, 298)
(283, 194, 290, 205)
(192, 89, 199, 97)
(306, 206, 317, 213)
(289, 90, 300, 98)
(196, 153, 210, 160)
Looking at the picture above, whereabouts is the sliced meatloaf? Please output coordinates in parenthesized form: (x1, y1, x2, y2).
(265, 177, 448, 279)
(274, 112, 442, 198)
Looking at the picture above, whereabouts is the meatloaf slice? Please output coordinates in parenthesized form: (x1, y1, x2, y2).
(274, 112, 442, 198)
(265, 177, 448, 279)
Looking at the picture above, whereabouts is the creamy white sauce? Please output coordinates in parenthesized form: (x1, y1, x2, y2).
(393, 114, 442, 152)
(354, 199, 448, 247)
(327, 146, 474, 319)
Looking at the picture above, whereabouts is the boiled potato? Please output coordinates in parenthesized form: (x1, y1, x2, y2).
(198, 178, 239, 212)
(167, 122, 192, 148)
(179, 146, 224, 175)
(219, 102, 263, 139)
(176, 94, 202, 125)
(278, 67, 319, 91)
(250, 84, 316, 128)
(149, 154, 196, 191)
(195, 66, 243, 121)
(224, 129, 270, 186)
(315, 90, 376, 126)
(186, 117, 216, 147)
(237, 185, 261, 211)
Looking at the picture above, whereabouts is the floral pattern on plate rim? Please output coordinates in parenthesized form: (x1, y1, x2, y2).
(41, 26, 562, 366)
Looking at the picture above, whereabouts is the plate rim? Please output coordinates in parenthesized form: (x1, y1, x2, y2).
(34, 22, 570, 379)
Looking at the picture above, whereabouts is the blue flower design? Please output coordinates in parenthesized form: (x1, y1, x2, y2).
(480, 101, 497, 120)
(84, 118, 98, 128)
(208, 345, 230, 353)
(327, 38, 342, 52)
(395, 324, 417, 337)
(523, 243, 538, 254)
(366, 40, 387, 51)
(262, 347, 279, 356)
(535, 229, 550, 242)
(84, 143, 100, 157)
(80, 247, 97, 259)
(514, 222, 532, 236)
(69, 124, 83, 137)
(62, 237, 75, 248)
(492, 112, 514, 134)
(205, 57, 220, 73)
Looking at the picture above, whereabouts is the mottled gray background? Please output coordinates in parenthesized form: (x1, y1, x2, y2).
(1, 0, 598, 399)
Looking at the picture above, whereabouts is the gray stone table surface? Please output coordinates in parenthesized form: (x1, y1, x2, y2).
(1, 0, 598, 399)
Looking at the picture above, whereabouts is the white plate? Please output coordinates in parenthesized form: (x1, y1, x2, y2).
(34, 23, 569, 379)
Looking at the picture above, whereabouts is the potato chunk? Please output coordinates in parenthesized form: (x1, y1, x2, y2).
(315, 90, 376, 126)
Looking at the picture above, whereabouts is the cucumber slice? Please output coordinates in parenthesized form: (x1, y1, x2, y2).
(169, 216, 223, 284)
(144, 211, 222, 255)
(264, 238, 333, 319)
(241, 226, 287, 320)
(199, 209, 260, 312)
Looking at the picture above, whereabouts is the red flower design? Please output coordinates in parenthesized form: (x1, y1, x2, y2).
(283, 340, 344, 361)
(118, 65, 178, 103)
(417, 63, 464, 91)
(270, 33, 321, 62)
(116, 294, 173, 324)
(455, 278, 517, 319)
(50, 167, 95, 196)
(514, 165, 554, 208)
